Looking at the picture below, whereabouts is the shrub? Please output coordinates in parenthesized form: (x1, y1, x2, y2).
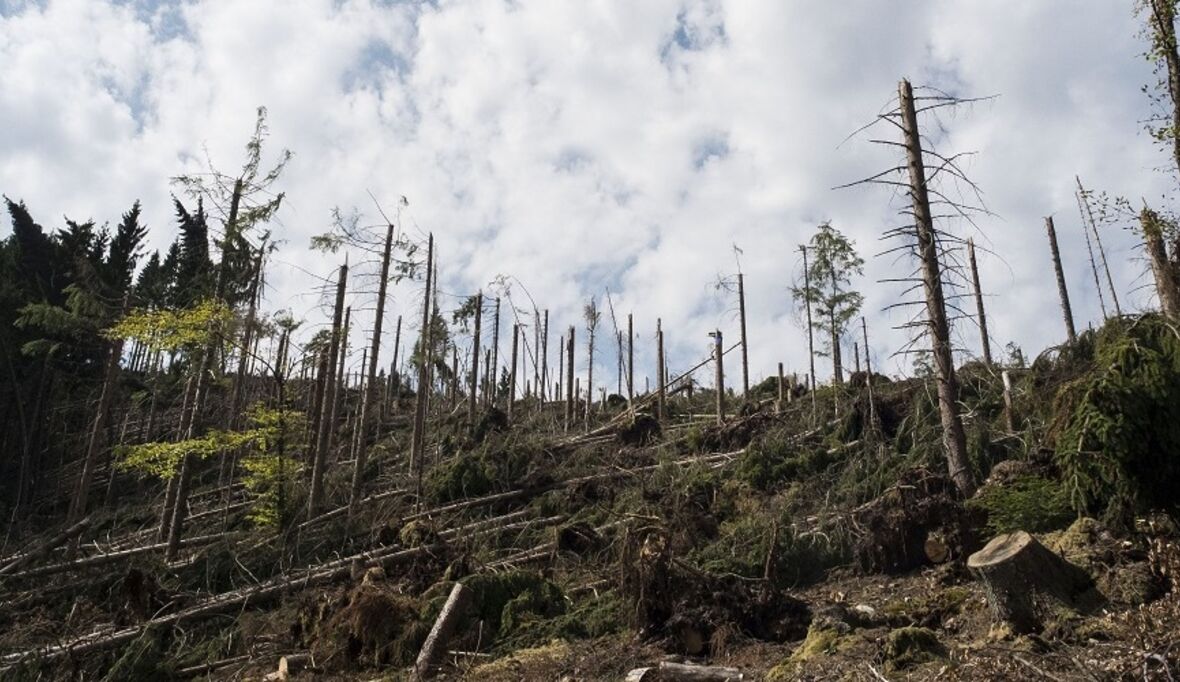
(968, 474, 1074, 536)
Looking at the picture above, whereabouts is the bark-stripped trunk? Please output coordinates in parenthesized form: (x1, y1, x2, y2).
(1142, 208, 1180, 320)
(309, 262, 348, 515)
(898, 79, 974, 498)
(738, 273, 749, 395)
(507, 324, 519, 421)
(966, 238, 993, 366)
(349, 222, 396, 511)
(411, 235, 434, 504)
(1044, 216, 1077, 344)
(713, 330, 724, 425)
(489, 297, 500, 407)
(656, 319, 666, 423)
(800, 245, 817, 392)
(564, 328, 575, 430)
(468, 294, 482, 424)
(627, 314, 634, 409)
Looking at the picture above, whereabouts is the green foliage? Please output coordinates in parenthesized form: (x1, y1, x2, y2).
(1052, 315, 1180, 522)
(107, 299, 233, 353)
(791, 222, 864, 358)
(461, 571, 567, 645)
(690, 507, 846, 588)
(424, 453, 493, 503)
(116, 430, 248, 479)
(735, 427, 838, 492)
(967, 475, 1074, 535)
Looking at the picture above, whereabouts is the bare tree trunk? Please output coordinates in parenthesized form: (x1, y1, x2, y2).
(627, 313, 634, 409)
(330, 305, 351, 455)
(69, 315, 125, 525)
(899, 78, 974, 498)
(712, 330, 724, 425)
(828, 269, 843, 383)
(1002, 370, 1016, 433)
(1142, 207, 1180, 319)
(389, 315, 402, 416)
(966, 238, 993, 366)
(228, 248, 265, 431)
(800, 245, 817, 392)
(540, 309, 548, 404)
(1075, 177, 1110, 320)
(507, 324, 519, 421)
(565, 328, 575, 430)
(585, 322, 595, 425)
(489, 297, 500, 407)
(776, 362, 785, 413)
(349, 222, 396, 511)
(411, 235, 434, 505)
(309, 263, 348, 515)
(738, 273, 749, 395)
(557, 334, 564, 406)
(1044, 216, 1077, 344)
(862, 316, 878, 435)
(412, 582, 471, 680)
(656, 319, 666, 423)
(468, 293, 482, 424)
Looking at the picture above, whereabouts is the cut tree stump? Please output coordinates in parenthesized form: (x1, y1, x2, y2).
(967, 531, 1098, 634)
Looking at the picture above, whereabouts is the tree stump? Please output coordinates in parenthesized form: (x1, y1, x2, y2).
(967, 531, 1097, 634)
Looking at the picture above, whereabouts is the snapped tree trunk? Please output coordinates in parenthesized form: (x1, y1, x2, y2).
(410, 235, 434, 504)
(350, 222, 397, 511)
(713, 330, 724, 425)
(412, 582, 471, 680)
(1142, 208, 1180, 320)
(800, 245, 817, 393)
(738, 273, 749, 395)
(565, 327, 575, 430)
(309, 262, 348, 515)
(656, 319, 666, 422)
(967, 238, 993, 366)
(1044, 216, 1077, 344)
(898, 78, 974, 498)
(507, 324, 519, 421)
(468, 293, 482, 424)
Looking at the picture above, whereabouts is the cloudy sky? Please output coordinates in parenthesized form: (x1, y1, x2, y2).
(0, 0, 1174, 391)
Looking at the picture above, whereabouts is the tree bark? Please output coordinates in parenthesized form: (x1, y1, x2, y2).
(489, 297, 500, 407)
(349, 222, 396, 511)
(899, 78, 974, 498)
(800, 245, 817, 393)
(309, 262, 348, 515)
(627, 313, 635, 409)
(738, 273, 749, 396)
(713, 330, 724, 425)
(1148, 0, 1180, 188)
(565, 327, 575, 430)
(1142, 207, 1180, 320)
(69, 313, 125, 525)
(508, 324, 519, 421)
(411, 235, 434, 504)
(414, 582, 472, 680)
(468, 293, 482, 424)
(967, 238, 993, 367)
(1045, 216, 1077, 344)
(656, 319, 666, 423)
(967, 531, 1097, 634)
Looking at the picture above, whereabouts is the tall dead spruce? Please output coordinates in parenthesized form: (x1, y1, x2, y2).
(844, 79, 983, 497)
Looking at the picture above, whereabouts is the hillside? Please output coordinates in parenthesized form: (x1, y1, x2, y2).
(1, 313, 1179, 681)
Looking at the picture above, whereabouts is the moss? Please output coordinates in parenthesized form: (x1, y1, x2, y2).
(467, 640, 572, 681)
(765, 624, 842, 680)
(967, 474, 1074, 535)
(884, 626, 946, 671)
(881, 587, 971, 625)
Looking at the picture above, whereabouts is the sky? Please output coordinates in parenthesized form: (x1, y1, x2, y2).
(0, 0, 1175, 392)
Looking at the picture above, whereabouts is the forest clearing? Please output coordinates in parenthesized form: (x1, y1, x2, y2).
(4, 1, 1180, 681)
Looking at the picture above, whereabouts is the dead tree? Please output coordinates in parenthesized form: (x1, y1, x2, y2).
(800, 245, 817, 391)
(1144, 0, 1180, 184)
(412, 582, 471, 680)
(627, 313, 635, 408)
(738, 272, 750, 395)
(712, 329, 725, 425)
(350, 217, 400, 511)
(565, 327, 575, 430)
(489, 297, 500, 407)
(1045, 216, 1078, 344)
(585, 299, 600, 423)
(309, 262, 348, 515)
(966, 238, 993, 366)
(1141, 207, 1180, 319)
(507, 324, 519, 421)
(656, 319, 667, 422)
(540, 309, 549, 404)
(468, 292, 482, 423)
(411, 234, 434, 503)
(389, 314, 402, 416)
(1075, 177, 1110, 320)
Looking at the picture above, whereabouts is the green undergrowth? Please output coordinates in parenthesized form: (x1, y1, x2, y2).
(968, 474, 1074, 535)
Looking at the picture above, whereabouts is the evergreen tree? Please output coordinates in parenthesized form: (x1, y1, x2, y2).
(791, 222, 864, 382)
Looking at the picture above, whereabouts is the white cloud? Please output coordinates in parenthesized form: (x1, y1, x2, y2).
(0, 0, 1172, 392)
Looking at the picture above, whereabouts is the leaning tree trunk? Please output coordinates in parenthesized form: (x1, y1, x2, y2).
(968, 531, 1097, 634)
(410, 234, 434, 504)
(69, 311, 125, 525)
(1142, 207, 1180, 320)
(1149, 0, 1180, 188)
(1075, 177, 1110, 320)
(966, 238, 993, 367)
(899, 78, 974, 498)
(738, 273, 749, 395)
(1045, 216, 1078, 344)
(412, 582, 471, 680)
(349, 221, 396, 512)
(309, 262, 348, 515)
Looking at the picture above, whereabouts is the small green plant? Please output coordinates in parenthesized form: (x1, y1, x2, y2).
(968, 475, 1073, 535)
